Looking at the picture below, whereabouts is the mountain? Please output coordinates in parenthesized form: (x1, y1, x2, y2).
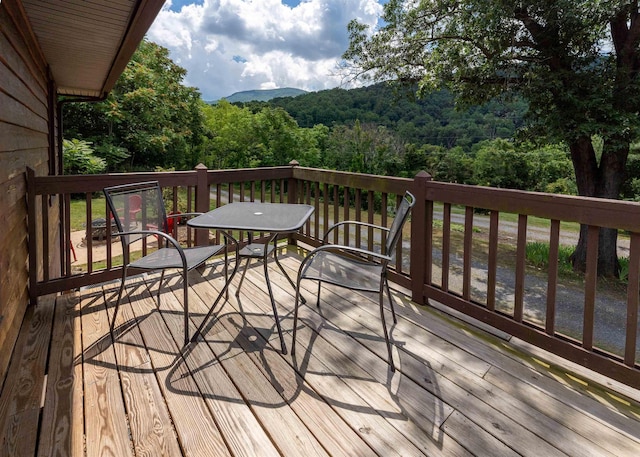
(266, 83, 528, 150)
(219, 88, 308, 103)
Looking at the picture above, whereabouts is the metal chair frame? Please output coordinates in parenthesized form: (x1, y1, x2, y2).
(291, 191, 416, 371)
(104, 181, 226, 346)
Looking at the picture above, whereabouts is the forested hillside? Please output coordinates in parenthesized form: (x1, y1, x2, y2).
(63, 39, 640, 202)
(264, 83, 529, 151)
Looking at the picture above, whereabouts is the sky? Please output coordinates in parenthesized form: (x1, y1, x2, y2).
(147, 0, 385, 101)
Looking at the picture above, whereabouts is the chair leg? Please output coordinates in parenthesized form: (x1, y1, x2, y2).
(235, 257, 251, 297)
(379, 283, 395, 372)
(384, 276, 397, 324)
(291, 276, 303, 357)
(158, 270, 166, 305)
(315, 281, 322, 308)
(263, 257, 286, 353)
(110, 266, 128, 334)
(183, 266, 189, 347)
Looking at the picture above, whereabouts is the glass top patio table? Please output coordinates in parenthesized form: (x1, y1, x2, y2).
(187, 202, 315, 353)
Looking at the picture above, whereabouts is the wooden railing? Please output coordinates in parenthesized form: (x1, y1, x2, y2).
(27, 163, 640, 388)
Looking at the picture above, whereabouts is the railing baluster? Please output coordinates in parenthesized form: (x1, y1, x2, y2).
(442, 203, 451, 292)
(322, 183, 329, 238)
(625, 232, 640, 366)
(395, 193, 403, 272)
(42, 195, 50, 280)
(333, 185, 339, 243)
(106, 198, 113, 270)
(85, 193, 93, 272)
(545, 219, 561, 335)
(367, 190, 374, 253)
(355, 188, 362, 249)
(514, 214, 528, 322)
(463, 206, 474, 301)
(487, 210, 499, 311)
(381, 193, 388, 249)
(583, 225, 599, 351)
(314, 182, 320, 239)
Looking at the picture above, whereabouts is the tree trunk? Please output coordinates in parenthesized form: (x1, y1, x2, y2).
(569, 135, 628, 277)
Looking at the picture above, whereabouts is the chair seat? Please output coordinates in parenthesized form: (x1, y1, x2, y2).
(130, 244, 223, 271)
(301, 250, 383, 293)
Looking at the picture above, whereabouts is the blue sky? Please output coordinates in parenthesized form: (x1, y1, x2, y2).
(148, 0, 384, 100)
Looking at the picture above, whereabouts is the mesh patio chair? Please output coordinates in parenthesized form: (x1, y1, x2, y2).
(291, 191, 416, 371)
(104, 181, 226, 346)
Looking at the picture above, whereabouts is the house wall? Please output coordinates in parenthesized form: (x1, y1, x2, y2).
(0, 2, 59, 382)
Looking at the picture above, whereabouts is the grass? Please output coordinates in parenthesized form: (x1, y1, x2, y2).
(70, 196, 109, 231)
(525, 241, 630, 285)
(525, 241, 577, 277)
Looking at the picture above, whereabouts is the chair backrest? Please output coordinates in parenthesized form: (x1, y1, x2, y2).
(103, 181, 167, 247)
(384, 191, 416, 257)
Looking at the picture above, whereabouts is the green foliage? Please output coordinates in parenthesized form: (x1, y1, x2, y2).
(472, 139, 529, 189)
(526, 242, 576, 277)
(267, 84, 527, 151)
(322, 120, 404, 176)
(63, 39, 204, 171)
(200, 100, 327, 169)
(62, 139, 106, 175)
(343, 2, 640, 207)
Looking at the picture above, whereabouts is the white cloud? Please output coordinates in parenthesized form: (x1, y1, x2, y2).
(147, 0, 383, 100)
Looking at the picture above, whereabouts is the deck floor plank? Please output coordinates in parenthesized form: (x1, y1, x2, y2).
(118, 278, 232, 457)
(188, 263, 382, 457)
(37, 293, 84, 457)
(0, 296, 55, 457)
(225, 260, 472, 456)
(293, 265, 626, 457)
(151, 271, 283, 457)
(3, 246, 640, 457)
(108, 281, 184, 457)
(80, 286, 134, 457)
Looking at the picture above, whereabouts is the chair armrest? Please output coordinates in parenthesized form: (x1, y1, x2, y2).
(323, 220, 390, 243)
(305, 243, 392, 263)
(115, 229, 184, 252)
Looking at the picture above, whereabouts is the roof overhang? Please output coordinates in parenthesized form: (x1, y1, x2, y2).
(20, 0, 166, 98)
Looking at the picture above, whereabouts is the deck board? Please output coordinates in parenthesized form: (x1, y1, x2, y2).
(80, 286, 133, 457)
(37, 294, 84, 457)
(2, 246, 640, 456)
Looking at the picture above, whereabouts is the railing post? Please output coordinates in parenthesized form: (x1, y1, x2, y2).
(287, 160, 299, 204)
(287, 160, 300, 245)
(195, 163, 210, 246)
(26, 167, 39, 306)
(410, 171, 432, 306)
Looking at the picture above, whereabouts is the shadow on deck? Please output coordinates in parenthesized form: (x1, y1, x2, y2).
(2, 246, 640, 456)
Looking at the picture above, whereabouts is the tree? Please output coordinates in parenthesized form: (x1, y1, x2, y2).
(323, 121, 405, 175)
(201, 100, 328, 169)
(472, 139, 530, 189)
(63, 40, 204, 171)
(344, 1, 640, 277)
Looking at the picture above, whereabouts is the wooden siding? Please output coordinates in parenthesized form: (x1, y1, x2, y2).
(0, 2, 57, 383)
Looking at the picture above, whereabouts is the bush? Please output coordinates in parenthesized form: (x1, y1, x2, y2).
(63, 139, 106, 175)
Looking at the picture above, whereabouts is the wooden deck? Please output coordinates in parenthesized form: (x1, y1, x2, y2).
(2, 245, 640, 456)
